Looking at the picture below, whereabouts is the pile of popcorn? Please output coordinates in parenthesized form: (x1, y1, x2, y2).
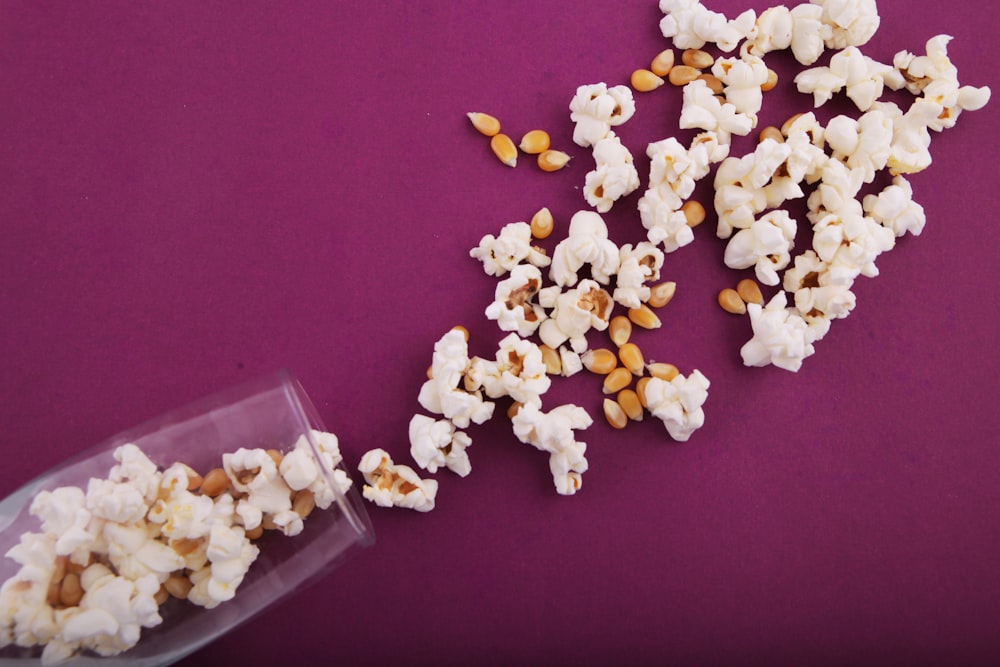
(357, 0, 989, 509)
(0, 434, 351, 664)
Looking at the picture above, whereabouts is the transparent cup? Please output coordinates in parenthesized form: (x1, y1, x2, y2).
(0, 370, 375, 665)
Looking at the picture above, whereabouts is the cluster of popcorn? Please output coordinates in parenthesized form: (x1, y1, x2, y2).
(0, 436, 350, 664)
(648, 0, 989, 371)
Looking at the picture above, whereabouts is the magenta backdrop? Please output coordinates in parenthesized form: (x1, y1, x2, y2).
(2, 1, 999, 665)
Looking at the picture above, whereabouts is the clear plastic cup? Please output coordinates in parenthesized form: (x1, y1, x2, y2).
(0, 370, 374, 665)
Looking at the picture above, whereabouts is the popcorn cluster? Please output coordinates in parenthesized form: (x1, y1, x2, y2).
(0, 436, 350, 664)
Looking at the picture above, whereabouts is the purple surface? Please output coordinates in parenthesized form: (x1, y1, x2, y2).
(1, 1, 999, 665)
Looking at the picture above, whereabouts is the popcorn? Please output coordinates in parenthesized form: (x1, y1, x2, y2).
(806, 157, 866, 221)
(788, 3, 827, 65)
(484, 263, 547, 337)
(613, 242, 664, 309)
(568, 82, 636, 148)
(511, 402, 592, 495)
(863, 175, 926, 237)
(638, 186, 693, 253)
(549, 210, 621, 287)
(147, 464, 216, 541)
(740, 292, 818, 372)
(417, 328, 495, 428)
(679, 79, 754, 144)
(642, 369, 710, 442)
(823, 108, 894, 183)
(538, 279, 614, 353)
(659, 0, 755, 52)
(794, 46, 903, 111)
(29, 487, 94, 560)
(108, 444, 161, 504)
(745, 6, 793, 56)
(102, 522, 185, 583)
(811, 210, 895, 279)
(723, 209, 798, 286)
(813, 0, 880, 50)
(711, 52, 769, 123)
(558, 346, 584, 377)
(583, 134, 640, 213)
(469, 221, 551, 277)
(85, 478, 148, 525)
(783, 250, 856, 339)
(408, 414, 472, 477)
(713, 138, 792, 239)
(358, 448, 438, 512)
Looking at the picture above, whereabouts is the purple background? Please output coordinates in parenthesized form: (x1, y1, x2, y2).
(2, 1, 998, 665)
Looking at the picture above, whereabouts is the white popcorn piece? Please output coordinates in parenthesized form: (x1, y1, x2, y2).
(659, 0, 755, 52)
(469, 221, 551, 277)
(103, 522, 185, 584)
(713, 138, 791, 239)
(813, 0, 880, 50)
(893, 36, 991, 132)
(863, 175, 926, 237)
(740, 292, 818, 372)
(29, 487, 96, 561)
(185, 524, 259, 608)
(583, 133, 641, 213)
(613, 242, 664, 309)
(549, 210, 621, 287)
(58, 570, 162, 657)
(468, 333, 552, 408)
(484, 263, 547, 337)
(108, 444, 162, 505)
(806, 157, 866, 221)
(85, 478, 148, 525)
(788, 3, 827, 65)
(679, 79, 754, 144)
(558, 346, 584, 377)
(146, 464, 216, 541)
(408, 414, 473, 477)
(746, 6, 793, 56)
(642, 369, 710, 442)
(783, 250, 856, 338)
(358, 448, 438, 512)
(538, 279, 614, 352)
(712, 52, 769, 123)
(511, 402, 592, 495)
(795, 46, 903, 111)
(723, 209, 798, 286)
(637, 185, 693, 252)
(812, 211, 895, 279)
(0, 532, 60, 648)
(823, 108, 894, 183)
(417, 328, 495, 428)
(278, 431, 352, 512)
(782, 113, 829, 184)
(568, 83, 636, 148)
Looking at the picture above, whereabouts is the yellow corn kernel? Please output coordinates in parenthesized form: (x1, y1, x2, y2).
(682, 48, 714, 69)
(530, 207, 554, 239)
(647, 281, 676, 308)
(538, 149, 571, 172)
(582, 348, 618, 375)
(490, 133, 518, 167)
(696, 73, 724, 95)
(602, 367, 633, 394)
(635, 376, 651, 409)
(681, 200, 706, 227)
(519, 129, 551, 154)
(762, 68, 779, 92)
(603, 398, 628, 430)
(718, 287, 747, 314)
(647, 362, 679, 382)
(650, 49, 675, 77)
(628, 304, 662, 330)
(736, 278, 764, 306)
(467, 111, 501, 137)
(631, 68, 665, 92)
(617, 389, 644, 422)
(507, 401, 523, 420)
(668, 65, 700, 86)
(539, 344, 562, 375)
(618, 342, 645, 376)
(758, 126, 784, 144)
(608, 315, 632, 347)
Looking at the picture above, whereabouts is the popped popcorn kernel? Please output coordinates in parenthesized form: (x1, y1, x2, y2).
(358, 448, 438, 512)
(643, 369, 710, 442)
(408, 414, 473, 477)
(417, 328, 496, 428)
(583, 134, 641, 213)
(484, 263, 547, 337)
(549, 210, 621, 287)
(469, 221, 551, 277)
(740, 292, 818, 372)
(511, 403, 592, 495)
(723, 209, 797, 286)
(862, 175, 926, 237)
(568, 82, 636, 148)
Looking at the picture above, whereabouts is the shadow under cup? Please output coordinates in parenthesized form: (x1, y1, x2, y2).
(0, 370, 375, 666)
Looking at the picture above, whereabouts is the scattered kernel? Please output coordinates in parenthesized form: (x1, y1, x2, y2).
(736, 278, 764, 306)
(467, 111, 501, 137)
(631, 68, 665, 92)
(609, 315, 632, 347)
(718, 287, 747, 314)
(539, 344, 562, 375)
(758, 126, 784, 143)
(668, 65, 701, 86)
(696, 73, 725, 95)
(490, 133, 518, 167)
(519, 129, 551, 154)
(537, 149, 571, 172)
(681, 200, 706, 227)
(628, 304, 662, 329)
(618, 342, 645, 376)
(647, 362, 679, 382)
(647, 281, 677, 308)
(650, 49, 675, 77)
(530, 207, 555, 239)
(617, 389, 644, 422)
(681, 49, 714, 70)
(602, 367, 633, 394)
(582, 348, 618, 375)
(762, 68, 779, 92)
(603, 398, 628, 430)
